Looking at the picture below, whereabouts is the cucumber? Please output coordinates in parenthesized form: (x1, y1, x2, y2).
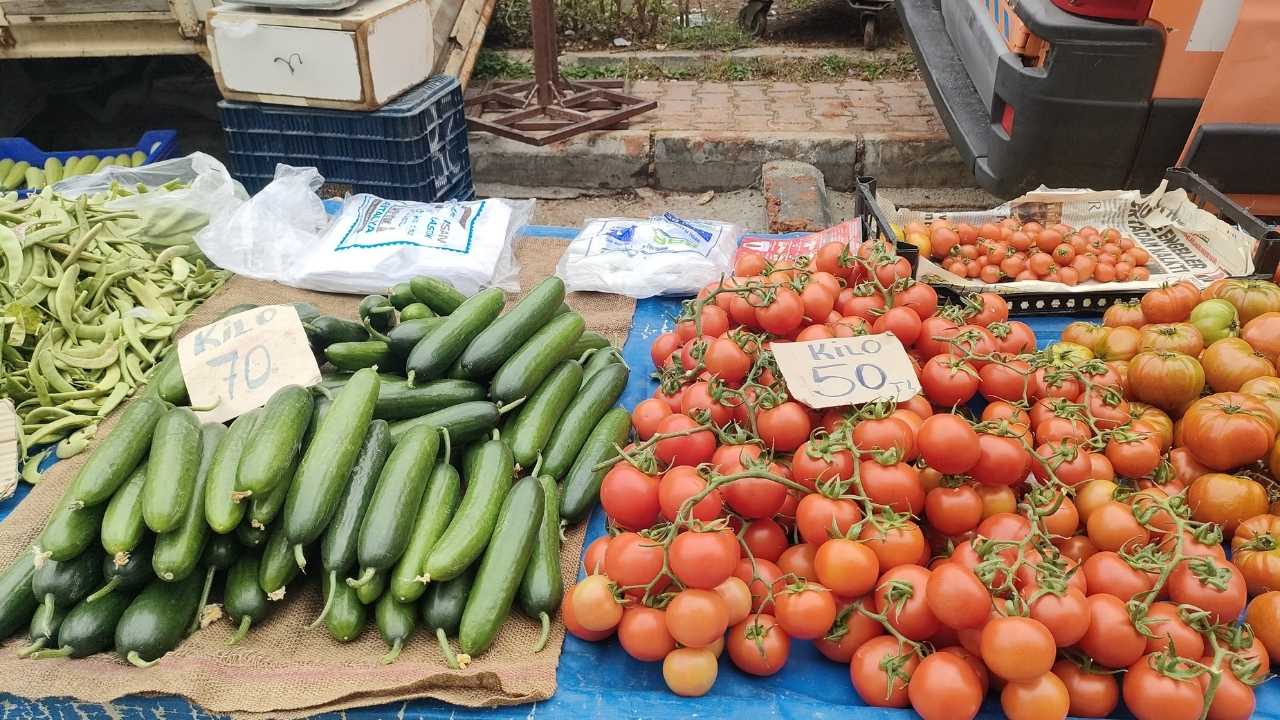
(404, 287, 504, 382)
(324, 341, 391, 371)
(142, 407, 203, 533)
(560, 407, 632, 522)
(86, 537, 154, 603)
(236, 520, 267, 549)
(202, 534, 239, 570)
(236, 385, 313, 496)
(399, 303, 434, 321)
(489, 312, 585, 404)
(506, 360, 584, 469)
(304, 316, 369, 350)
(258, 525, 299, 601)
(541, 363, 629, 479)
(389, 282, 417, 310)
(323, 573, 366, 642)
(356, 569, 387, 605)
(581, 346, 622, 384)
(518, 475, 562, 651)
(31, 590, 133, 659)
(387, 318, 445, 359)
(410, 276, 467, 315)
(284, 368, 380, 564)
(353, 423, 440, 582)
(291, 302, 322, 324)
(457, 277, 566, 379)
(375, 592, 417, 663)
(224, 554, 268, 645)
(32, 551, 102, 633)
(566, 331, 610, 360)
(115, 573, 204, 666)
(39, 501, 106, 562)
(388, 401, 500, 446)
(0, 551, 38, 639)
(249, 475, 291, 529)
(359, 294, 396, 332)
(153, 423, 225, 582)
(150, 353, 189, 405)
(390, 461, 461, 603)
(458, 475, 544, 656)
(204, 410, 260, 534)
(67, 395, 165, 507)
(100, 464, 147, 560)
(374, 379, 486, 421)
(420, 566, 474, 668)
(21, 603, 68, 656)
(422, 439, 514, 583)
(320, 420, 392, 574)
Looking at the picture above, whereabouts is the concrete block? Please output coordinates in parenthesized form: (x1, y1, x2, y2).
(762, 160, 832, 233)
(653, 132, 859, 192)
(467, 130, 652, 190)
(860, 132, 975, 188)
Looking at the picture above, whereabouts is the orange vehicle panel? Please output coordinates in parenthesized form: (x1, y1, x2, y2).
(1148, 0, 1224, 99)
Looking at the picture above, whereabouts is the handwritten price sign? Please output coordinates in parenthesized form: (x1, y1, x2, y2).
(771, 333, 920, 409)
(178, 305, 321, 423)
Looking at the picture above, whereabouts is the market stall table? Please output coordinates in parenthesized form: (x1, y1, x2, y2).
(2, 225, 1277, 720)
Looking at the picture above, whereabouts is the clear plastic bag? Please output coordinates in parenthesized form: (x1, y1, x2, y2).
(556, 213, 742, 298)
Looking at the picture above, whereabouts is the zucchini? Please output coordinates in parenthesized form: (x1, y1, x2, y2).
(541, 363, 629, 479)
(388, 401, 500, 446)
(458, 475, 544, 656)
(399, 303, 435, 321)
(387, 317, 445, 359)
(324, 341, 391, 372)
(458, 277, 566, 379)
(224, 554, 268, 645)
(0, 551, 38, 639)
(31, 590, 132, 658)
(284, 368, 380, 564)
(153, 423, 226, 582)
(249, 474, 291, 529)
(304, 315, 368, 350)
(581, 346, 622, 384)
(67, 395, 165, 507)
(422, 438, 514, 583)
(410, 276, 467, 315)
(518, 475, 563, 651)
(150, 353, 189, 405)
(21, 603, 68, 656)
(374, 379, 486, 421)
(202, 534, 239, 570)
(86, 537, 153, 603)
(375, 592, 417, 663)
(32, 551, 102, 634)
(352, 423, 440, 583)
(560, 407, 632, 522)
(506, 360, 583, 469)
(115, 572, 204, 666)
(323, 573, 366, 642)
(39, 501, 106, 563)
(236, 519, 268, 549)
(404, 287, 504, 382)
(421, 566, 474, 668)
(141, 407, 203, 533)
(204, 410, 260, 534)
(100, 464, 147, 560)
(489, 312, 585, 404)
(358, 294, 396, 332)
(236, 385, 313, 496)
(258, 525, 299, 601)
(388, 282, 417, 310)
(390, 460, 461, 603)
(567, 331, 610, 360)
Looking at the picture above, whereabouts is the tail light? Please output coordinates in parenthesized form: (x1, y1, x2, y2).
(999, 101, 1015, 136)
(1048, 0, 1153, 22)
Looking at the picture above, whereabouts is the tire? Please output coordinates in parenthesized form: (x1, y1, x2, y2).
(738, 1, 769, 37)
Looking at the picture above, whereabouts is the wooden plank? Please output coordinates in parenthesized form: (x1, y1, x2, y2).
(430, 0, 465, 70)
(207, 0, 413, 31)
(444, 0, 494, 88)
(0, 0, 168, 14)
(4, 10, 171, 23)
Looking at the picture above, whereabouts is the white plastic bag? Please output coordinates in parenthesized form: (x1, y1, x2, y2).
(556, 213, 742, 298)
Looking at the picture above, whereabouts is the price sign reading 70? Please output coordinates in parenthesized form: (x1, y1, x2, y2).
(178, 304, 321, 423)
(771, 334, 921, 409)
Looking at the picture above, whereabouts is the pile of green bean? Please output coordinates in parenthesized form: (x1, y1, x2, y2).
(0, 187, 228, 474)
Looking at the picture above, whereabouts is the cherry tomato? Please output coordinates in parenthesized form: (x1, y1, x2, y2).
(1123, 653, 1206, 720)
(756, 401, 812, 452)
(756, 287, 805, 335)
(665, 589, 729, 648)
(919, 354, 980, 406)
(658, 465, 723, 523)
(740, 517, 789, 563)
(571, 574, 624, 632)
(727, 614, 790, 676)
(653, 413, 717, 466)
(650, 332, 681, 368)
(670, 528, 740, 590)
(604, 531, 666, 589)
(926, 561, 991, 629)
(874, 564, 940, 641)
(860, 522, 926, 571)
(969, 434, 1030, 487)
(618, 606, 677, 661)
(775, 582, 838, 640)
(916, 414, 981, 474)
(850, 635, 918, 708)
(981, 616, 1056, 681)
(814, 538, 880, 598)
(1053, 659, 1119, 718)
(795, 493, 862, 546)
(1077, 593, 1147, 668)
(908, 650, 984, 720)
(600, 465, 660, 530)
(777, 543, 819, 582)
(1002, 672, 1070, 720)
(722, 471, 788, 520)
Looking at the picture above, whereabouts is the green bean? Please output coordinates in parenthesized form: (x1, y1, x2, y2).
(1, 225, 24, 285)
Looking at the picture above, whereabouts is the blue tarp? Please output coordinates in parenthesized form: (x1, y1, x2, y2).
(2, 225, 1277, 719)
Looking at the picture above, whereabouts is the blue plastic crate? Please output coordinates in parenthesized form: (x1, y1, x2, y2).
(227, 126, 470, 187)
(236, 166, 475, 204)
(0, 130, 179, 197)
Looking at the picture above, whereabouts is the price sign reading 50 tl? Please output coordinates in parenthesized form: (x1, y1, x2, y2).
(771, 333, 920, 409)
(178, 304, 321, 423)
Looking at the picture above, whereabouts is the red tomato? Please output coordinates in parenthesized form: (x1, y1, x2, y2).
(897, 282, 939, 319)
(850, 635, 919, 708)
(650, 332, 680, 368)
(721, 471, 788, 519)
(631, 398, 672, 440)
(919, 354, 980, 406)
(740, 518, 789, 563)
(860, 522, 927, 571)
(600, 465, 660, 530)
(617, 606, 677, 661)
(734, 558, 784, 613)
(670, 529, 741, 590)
(795, 493, 862, 545)
(926, 562, 991, 629)
(860, 461, 925, 514)
(777, 543, 819, 582)
(756, 402, 812, 452)
(873, 306, 923, 345)
(658, 465, 723, 523)
(605, 532, 666, 589)
(666, 589, 729, 648)
(925, 485, 984, 535)
(727, 614, 790, 676)
(969, 434, 1030, 487)
(800, 283, 836, 322)
(874, 564, 940, 641)
(908, 651, 984, 720)
(712, 443, 762, 473)
(704, 337, 752, 383)
(1123, 653, 1206, 720)
(775, 582, 838, 640)
(583, 535, 610, 575)
(653, 413, 717, 467)
(1026, 586, 1091, 647)
(1168, 557, 1246, 624)
(814, 539, 880, 598)
(981, 616, 1056, 681)
(756, 287, 805, 335)
(790, 441, 855, 491)
(677, 304, 730, 342)
(852, 416, 915, 458)
(815, 599, 883, 662)
(1077, 593, 1147, 668)
(679, 381, 733, 427)
(916, 414, 981, 474)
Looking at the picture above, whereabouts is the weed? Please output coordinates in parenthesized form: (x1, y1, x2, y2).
(474, 49, 916, 83)
(662, 22, 755, 51)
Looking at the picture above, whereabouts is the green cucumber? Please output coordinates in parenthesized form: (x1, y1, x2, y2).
(304, 315, 369, 350)
(375, 592, 417, 663)
(291, 302, 322, 324)
(39, 501, 106, 562)
(324, 341, 391, 371)
(236, 385, 313, 495)
(518, 475, 562, 651)
(86, 537, 153, 603)
(405, 287, 504, 382)
(224, 554, 268, 645)
(389, 282, 417, 310)
(320, 420, 392, 575)
(506, 360, 583, 469)
(488, 312, 585, 404)
(399, 303, 434, 321)
(388, 401, 500, 445)
(581, 346, 622, 384)
(67, 395, 165, 507)
(567, 331, 610, 360)
(352, 423, 440, 581)
(115, 572, 204, 666)
(258, 525, 299, 601)
(458, 277, 566, 379)
(356, 569, 386, 605)
(541, 363, 629, 479)
(153, 423, 225, 582)
(142, 407, 203, 533)
(31, 590, 132, 658)
(359, 294, 396, 332)
(0, 551, 38, 639)
(410, 276, 467, 315)
(323, 573, 367, 642)
(100, 464, 147, 559)
(32, 551, 101, 629)
(21, 603, 68, 655)
(150, 353, 189, 405)
(420, 566, 474, 668)
(249, 475, 291, 529)
(375, 379, 486, 421)
(458, 475, 544, 656)
(283, 368, 380, 564)
(423, 438, 514, 583)
(204, 410, 260, 534)
(202, 534, 239, 570)
(560, 407, 632, 522)
(236, 519, 267, 549)
(390, 461, 460, 603)
(387, 318, 445, 359)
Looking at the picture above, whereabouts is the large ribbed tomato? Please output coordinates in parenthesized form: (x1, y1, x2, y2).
(1126, 351, 1205, 415)
(1215, 279, 1280, 323)
(1202, 337, 1277, 392)
(1233, 514, 1280, 595)
(1180, 392, 1277, 470)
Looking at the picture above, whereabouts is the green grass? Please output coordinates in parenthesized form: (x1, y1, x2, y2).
(662, 21, 755, 51)
(473, 49, 917, 83)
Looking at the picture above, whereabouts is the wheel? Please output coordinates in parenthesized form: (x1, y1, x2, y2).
(862, 15, 878, 49)
(738, 1, 769, 37)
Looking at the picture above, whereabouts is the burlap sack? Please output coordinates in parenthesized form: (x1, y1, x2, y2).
(0, 236, 635, 717)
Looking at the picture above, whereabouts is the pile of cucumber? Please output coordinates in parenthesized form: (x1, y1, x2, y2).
(0, 275, 630, 668)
